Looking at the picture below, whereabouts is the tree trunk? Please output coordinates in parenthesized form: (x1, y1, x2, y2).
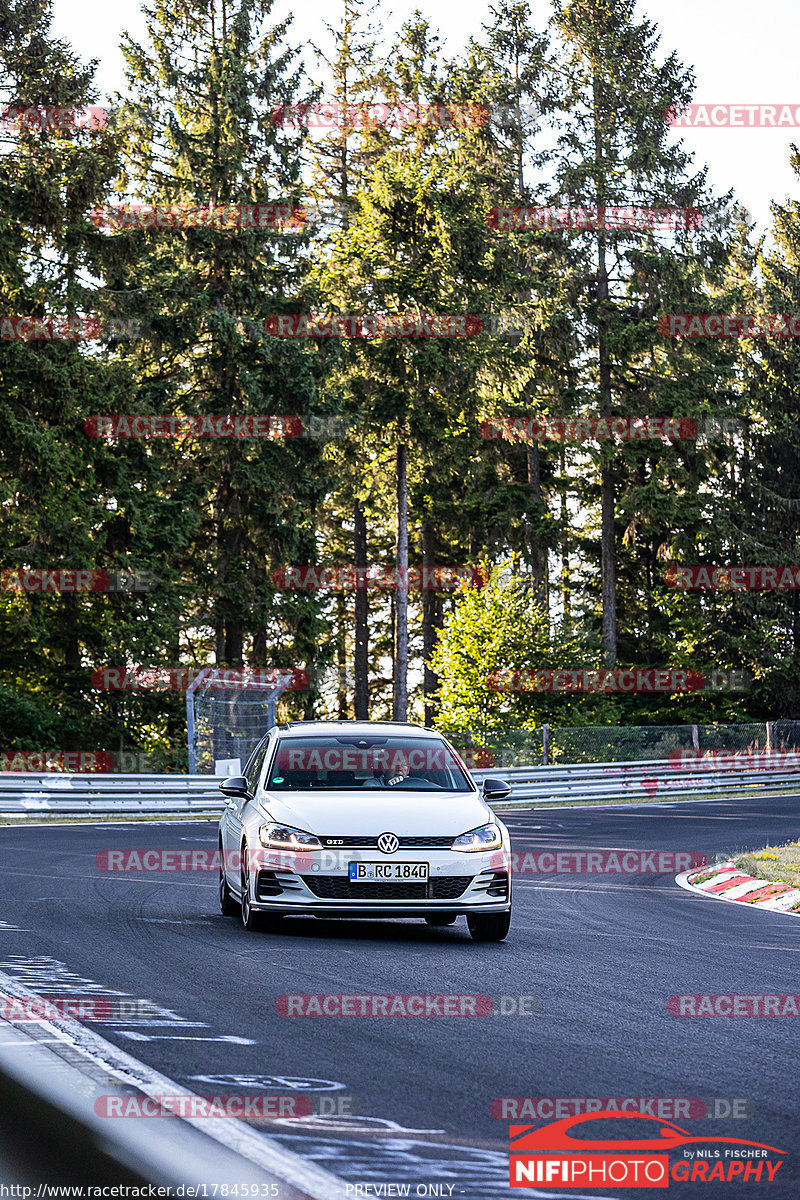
(393, 440, 409, 720)
(336, 590, 348, 718)
(422, 519, 439, 727)
(559, 446, 571, 618)
(225, 622, 243, 667)
(353, 499, 369, 719)
(595, 78, 617, 666)
(527, 442, 548, 612)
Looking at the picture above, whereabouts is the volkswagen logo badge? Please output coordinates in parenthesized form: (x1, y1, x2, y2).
(377, 832, 399, 854)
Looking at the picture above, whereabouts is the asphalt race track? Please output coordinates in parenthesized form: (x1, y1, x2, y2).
(1, 794, 798, 1199)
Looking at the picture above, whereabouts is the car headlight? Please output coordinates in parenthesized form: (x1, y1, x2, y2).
(258, 823, 322, 850)
(451, 823, 502, 852)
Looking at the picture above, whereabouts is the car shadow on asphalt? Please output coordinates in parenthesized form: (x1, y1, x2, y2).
(222, 915, 486, 944)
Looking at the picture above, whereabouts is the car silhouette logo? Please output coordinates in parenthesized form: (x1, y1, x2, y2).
(377, 833, 399, 854)
(510, 1111, 785, 1154)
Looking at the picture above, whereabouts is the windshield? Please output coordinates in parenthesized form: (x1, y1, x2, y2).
(265, 735, 473, 792)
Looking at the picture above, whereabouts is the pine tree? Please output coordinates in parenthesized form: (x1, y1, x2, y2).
(114, 0, 331, 712)
(550, 0, 728, 667)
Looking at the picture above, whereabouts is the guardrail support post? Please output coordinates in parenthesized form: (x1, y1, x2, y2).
(185, 667, 212, 773)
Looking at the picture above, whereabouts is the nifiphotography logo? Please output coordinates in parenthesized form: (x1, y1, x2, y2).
(508, 1111, 785, 1188)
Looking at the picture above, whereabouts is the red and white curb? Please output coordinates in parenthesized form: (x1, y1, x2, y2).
(676, 859, 800, 914)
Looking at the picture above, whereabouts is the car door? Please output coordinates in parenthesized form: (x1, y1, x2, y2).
(221, 737, 269, 889)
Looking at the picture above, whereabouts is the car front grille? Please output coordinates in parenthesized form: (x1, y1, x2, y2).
(304, 876, 473, 900)
(319, 835, 454, 849)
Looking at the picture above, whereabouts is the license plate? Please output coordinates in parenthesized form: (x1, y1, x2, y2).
(348, 861, 429, 882)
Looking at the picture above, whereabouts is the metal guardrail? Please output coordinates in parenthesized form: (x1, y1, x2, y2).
(474, 758, 800, 806)
(0, 773, 223, 814)
(1, 757, 800, 814)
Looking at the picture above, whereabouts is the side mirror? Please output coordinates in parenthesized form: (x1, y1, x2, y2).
(482, 777, 511, 801)
(219, 775, 250, 799)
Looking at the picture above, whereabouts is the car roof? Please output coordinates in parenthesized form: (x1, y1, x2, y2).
(274, 721, 444, 739)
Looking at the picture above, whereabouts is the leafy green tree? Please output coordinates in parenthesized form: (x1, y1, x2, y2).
(430, 563, 606, 736)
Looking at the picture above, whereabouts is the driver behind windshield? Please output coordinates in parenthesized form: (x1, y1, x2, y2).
(267, 738, 471, 791)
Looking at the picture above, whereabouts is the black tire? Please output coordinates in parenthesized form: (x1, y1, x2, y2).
(467, 910, 511, 942)
(219, 849, 240, 916)
(240, 846, 265, 931)
(240, 846, 282, 933)
(425, 914, 457, 926)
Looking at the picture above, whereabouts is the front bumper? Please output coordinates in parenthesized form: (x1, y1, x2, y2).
(246, 847, 511, 916)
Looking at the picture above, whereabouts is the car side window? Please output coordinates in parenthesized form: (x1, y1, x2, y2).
(244, 739, 269, 795)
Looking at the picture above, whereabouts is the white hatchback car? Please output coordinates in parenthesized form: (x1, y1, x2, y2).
(218, 721, 512, 941)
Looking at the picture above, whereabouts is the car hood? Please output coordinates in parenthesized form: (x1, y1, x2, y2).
(258, 788, 492, 837)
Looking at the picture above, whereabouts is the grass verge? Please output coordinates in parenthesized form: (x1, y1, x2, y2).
(734, 841, 800, 889)
(734, 841, 800, 910)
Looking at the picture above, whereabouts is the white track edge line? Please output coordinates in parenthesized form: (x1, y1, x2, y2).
(0, 966, 346, 1198)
